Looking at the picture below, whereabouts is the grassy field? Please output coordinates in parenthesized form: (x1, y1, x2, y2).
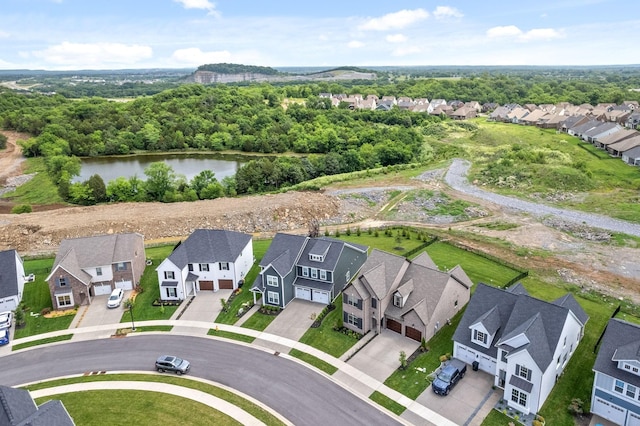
(1, 158, 64, 205)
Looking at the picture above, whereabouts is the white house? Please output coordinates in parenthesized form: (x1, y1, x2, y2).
(453, 283, 588, 415)
(0, 249, 26, 312)
(592, 318, 640, 425)
(156, 229, 253, 300)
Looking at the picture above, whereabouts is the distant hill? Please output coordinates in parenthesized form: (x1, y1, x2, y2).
(196, 63, 283, 76)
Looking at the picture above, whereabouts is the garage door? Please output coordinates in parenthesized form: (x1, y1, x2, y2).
(296, 287, 311, 300)
(480, 354, 497, 373)
(115, 280, 133, 290)
(93, 283, 112, 296)
(405, 326, 422, 342)
(592, 397, 626, 425)
(219, 279, 233, 290)
(199, 281, 214, 291)
(629, 411, 640, 426)
(387, 318, 402, 334)
(312, 290, 329, 304)
(455, 345, 475, 365)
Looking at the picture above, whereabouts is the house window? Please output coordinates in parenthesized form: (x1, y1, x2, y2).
(116, 262, 127, 271)
(320, 270, 327, 280)
(309, 254, 324, 262)
(58, 277, 67, 287)
(501, 350, 507, 362)
(563, 336, 567, 347)
(473, 329, 487, 345)
(371, 298, 377, 309)
(267, 275, 278, 287)
(311, 268, 318, 279)
(302, 267, 309, 277)
(347, 313, 359, 327)
(633, 366, 639, 374)
(199, 264, 209, 272)
(164, 271, 175, 280)
(96, 267, 102, 276)
(165, 287, 177, 298)
(219, 263, 229, 271)
(188, 264, 193, 272)
(627, 384, 637, 399)
(267, 291, 280, 305)
(393, 293, 402, 308)
(454, 299, 458, 308)
(516, 365, 531, 380)
(614, 380, 624, 393)
(57, 294, 72, 307)
(511, 389, 527, 407)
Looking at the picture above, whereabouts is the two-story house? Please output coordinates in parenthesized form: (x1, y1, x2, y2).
(592, 318, 640, 425)
(46, 233, 146, 310)
(156, 229, 253, 300)
(453, 283, 588, 415)
(0, 249, 26, 312)
(342, 249, 472, 342)
(250, 233, 368, 308)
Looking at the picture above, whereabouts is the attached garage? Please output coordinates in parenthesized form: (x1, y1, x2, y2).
(455, 345, 496, 373)
(295, 287, 311, 300)
(592, 398, 626, 425)
(199, 281, 214, 291)
(405, 326, 422, 342)
(115, 280, 133, 291)
(218, 279, 233, 290)
(93, 283, 112, 296)
(387, 318, 402, 334)
(312, 289, 329, 304)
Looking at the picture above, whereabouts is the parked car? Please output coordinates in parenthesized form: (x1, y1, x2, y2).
(0, 311, 12, 330)
(432, 358, 467, 396)
(155, 355, 190, 375)
(0, 329, 9, 346)
(107, 288, 124, 308)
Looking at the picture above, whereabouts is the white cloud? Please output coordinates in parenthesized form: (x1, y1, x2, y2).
(358, 9, 429, 31)
(0, 30, 9, 38)
(174, 0, 218, 16)
(392, 46, 421, 57)
(31, 42, 153, 68)
(348, 40, 364, 48)
(386, 34, 407, 43)
(486, 25, 563, 41)
(170, 47, 231, 65)
(433, 6, 463, 20)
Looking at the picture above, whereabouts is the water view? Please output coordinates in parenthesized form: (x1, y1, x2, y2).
(74, 153, 246, 183)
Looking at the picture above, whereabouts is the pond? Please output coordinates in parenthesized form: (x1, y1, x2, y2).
(73, 153, 248, 183)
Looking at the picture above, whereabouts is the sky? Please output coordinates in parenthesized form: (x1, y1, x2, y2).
(0, 0, 638, 70)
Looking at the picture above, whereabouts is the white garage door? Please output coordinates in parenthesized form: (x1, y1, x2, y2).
(312, 290, 329, 304)
(592, 397, 626, 425)
(629, 411, 640, 426)
(480, 354, 497, 372)
(0, 298, 17, 312)
(115, 280, 133, 291)
(93, 283, 112, 296)
(455, 345, 476, 365)
(296, 287, 311, 300)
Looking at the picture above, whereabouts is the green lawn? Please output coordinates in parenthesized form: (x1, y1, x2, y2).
(289, 348, 338, 375)
(338, 227, 433, 255)
(1, 158, 64, 205)
(369, 391, 406, 415)
(240, 310, 277, 331)
(298, 295, 361, 358)
(12, 334, 73, 351)
(208, 328, 256, 344)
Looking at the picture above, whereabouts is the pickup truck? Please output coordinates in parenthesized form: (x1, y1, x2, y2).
(432, 358, 467, 396)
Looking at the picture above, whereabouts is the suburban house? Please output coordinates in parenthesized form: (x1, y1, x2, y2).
(0, 385, 75, 425)
(453, 283, 588, 415)
(342, 249, 472, 342)
(250, 233, 368, 308)
(46, 233, 146, 310)
(0, 249, 26, 312)
(592, 318, 640, 425)
(156, 229, 253, 300)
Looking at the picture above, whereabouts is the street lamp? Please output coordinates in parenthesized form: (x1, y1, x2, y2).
(125, 298, 136, 332)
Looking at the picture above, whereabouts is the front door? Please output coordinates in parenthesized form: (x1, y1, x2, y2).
(498, 369, 506, 388)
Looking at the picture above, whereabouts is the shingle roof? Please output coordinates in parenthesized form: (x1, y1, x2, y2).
(594, 319, 640, 388)
(357, 249, 408, 300)
(0, 385, 74, 425)
(0, 250, 20, 299)
(259, 233, 307, 276)
(167, 229, 251, 269)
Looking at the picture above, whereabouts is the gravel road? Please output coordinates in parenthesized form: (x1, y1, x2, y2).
(445, 159, 640, 238)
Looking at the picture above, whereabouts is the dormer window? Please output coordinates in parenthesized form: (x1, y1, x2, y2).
(393, 292, 402, 308)
(623, 362, 640, 376)
(309, 254, 324, 262)
(473, 329, 487, 345)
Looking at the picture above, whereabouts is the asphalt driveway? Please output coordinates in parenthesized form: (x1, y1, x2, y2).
(346, 330, 419, 382)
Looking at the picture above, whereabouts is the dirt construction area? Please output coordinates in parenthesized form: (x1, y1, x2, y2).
(1, 130, 640, 304)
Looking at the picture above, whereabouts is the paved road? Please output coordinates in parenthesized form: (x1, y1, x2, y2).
(0, 334, 402, 426)
(445, 159, 640, 238)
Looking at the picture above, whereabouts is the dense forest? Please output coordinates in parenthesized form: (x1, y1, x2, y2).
(1, 69, 639, 206)
(196, 63, 282, 75)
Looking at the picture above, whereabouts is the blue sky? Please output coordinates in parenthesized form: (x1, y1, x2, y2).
(0, 0, 637, 70)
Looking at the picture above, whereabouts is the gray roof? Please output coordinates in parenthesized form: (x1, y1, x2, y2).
(168, 229, 251, 269)
(559, 114, 588, 129)
(357, 249, 408, 300)
(454, 283, 589, 371)
(594, 319, 640, 388)
(0, 250, 20, 299)
(583, 122, 620, 138)
(258, 233, 307, 276)
(509, 375, 533, 393)
(0, 385, 75, 425)
(297, 237, 367, 270)
(569, 119, 600, 135)
(623, 145, 640, 159)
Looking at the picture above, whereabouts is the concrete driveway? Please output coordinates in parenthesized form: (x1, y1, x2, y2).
(262, 299, 323, 341)
(415, 367, 497, 426)
(346, 330, 419, 382)
(69, 293, 131, 338)
(174, 290, 232, 322)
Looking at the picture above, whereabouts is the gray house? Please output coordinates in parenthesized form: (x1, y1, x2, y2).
(0, 249, 26, 312)
(0, 385, 75, 425)
(342, 249, 472, 342)
(250, 233, 368, 308)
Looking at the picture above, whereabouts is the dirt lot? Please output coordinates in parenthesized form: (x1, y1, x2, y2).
(1, 130, 639, 303)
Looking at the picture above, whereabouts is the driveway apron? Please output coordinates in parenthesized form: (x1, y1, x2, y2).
(69, 293, 131, 339)
(260, 299, 323, 346)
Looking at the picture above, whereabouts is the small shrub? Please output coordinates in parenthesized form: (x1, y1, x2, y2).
(324, 229, 330, 236)
(334, 229, 341, 237)
(41, 307, 52, 315)
(399, 350, 407, 370)
(345, 226, 351, 236)
(568, 398, 584, 415)
(11, 204, 32, 214)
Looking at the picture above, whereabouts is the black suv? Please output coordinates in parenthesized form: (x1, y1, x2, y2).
(432, 358, 467, 395)
(155, 355, 190, 375)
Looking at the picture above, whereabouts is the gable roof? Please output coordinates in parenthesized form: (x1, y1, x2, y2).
(356, 249, 408, 300)
(258, 233, 307, 276)
(594, 319, 640, 388)
(167, 229, 251, 269)
(597, 128, 639, 146)
(0, 250, 20, 298)
(0, 385, 74, 426)
(608, 135, 640, 153)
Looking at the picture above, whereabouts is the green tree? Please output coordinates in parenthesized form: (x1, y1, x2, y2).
(0, 133, 6, 149)
(144, 162, 177, 201)
(86, 174, 107, 203)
